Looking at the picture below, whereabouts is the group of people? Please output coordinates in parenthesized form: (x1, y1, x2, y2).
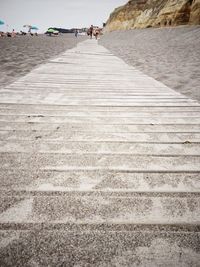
(74, 25, 101, 39)
(0, 29, 38, 37)
(0, 29, 16, 37)
(87, 25, 101, 40)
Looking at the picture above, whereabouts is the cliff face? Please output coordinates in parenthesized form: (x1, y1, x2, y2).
(190, 0, 200, 24)
(104, 0, 200, 32)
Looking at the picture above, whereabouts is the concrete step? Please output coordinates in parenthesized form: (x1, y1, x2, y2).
(6, 83, 179, 90)
(0, 153, 200, 171)
(1, 140, 200, 155)
(0, 92, 192, 100)
(1, 86, 186, 95)
(0, 169, 199, 192)
(1, 103, 200, 112)
(2, 98, 199, 106)
(1, 122, 200, 133)
(3, 87, 187, 95)
(0, 192, 199, 224)
(1, 114, 200, 124)
(1, 110, 200, 117)
(1, 131, 200, 143)
(0, 228, 199, 267)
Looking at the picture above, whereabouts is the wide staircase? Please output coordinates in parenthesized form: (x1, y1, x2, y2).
(0, 40, 200, 266)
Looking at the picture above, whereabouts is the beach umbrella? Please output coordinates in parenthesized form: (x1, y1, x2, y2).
(47, 28, 56, 33)
(0, 20, 5, 25)
(31, 26, 38, 30)
(47, 28, 59, 34)
(46, 28, 59, 36)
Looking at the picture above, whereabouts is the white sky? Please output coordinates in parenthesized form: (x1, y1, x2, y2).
(0, 0, 127, 32)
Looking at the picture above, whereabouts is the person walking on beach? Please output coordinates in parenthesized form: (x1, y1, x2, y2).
(94, 27, 100, 40)
(89, 25, 93, 39)
(75, 29, 78, 38)
(11, 29, 16, 37)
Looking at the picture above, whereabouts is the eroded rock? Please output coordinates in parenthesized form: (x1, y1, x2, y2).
(104, 0, 200, 32)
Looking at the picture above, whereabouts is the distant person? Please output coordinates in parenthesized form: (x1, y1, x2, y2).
(75, 29, 78, 38)
(89, 25, 93, 39)
(11, 29, 16, 37)
(94, 27, 100, 40)
(20, 31, 26, 36)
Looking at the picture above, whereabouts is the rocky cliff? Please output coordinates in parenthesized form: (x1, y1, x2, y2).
(104, 0, 200, 32)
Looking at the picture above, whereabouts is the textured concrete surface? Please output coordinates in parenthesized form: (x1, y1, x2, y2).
(0, 40, 200, 266)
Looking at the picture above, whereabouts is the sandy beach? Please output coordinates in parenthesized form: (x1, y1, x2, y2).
(99, 26, 200, 102)
(0, 34, 86, 89)
(0, 30, 200, 265)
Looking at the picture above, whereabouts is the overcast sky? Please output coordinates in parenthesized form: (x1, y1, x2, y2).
(0, 0, 127, 32)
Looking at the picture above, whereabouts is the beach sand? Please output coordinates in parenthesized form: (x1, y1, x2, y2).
(99, 26, 200, 102)
(0, 34, 86, 89)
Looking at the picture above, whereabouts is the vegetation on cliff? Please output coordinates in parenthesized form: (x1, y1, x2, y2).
(104, 0, 200, 32)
